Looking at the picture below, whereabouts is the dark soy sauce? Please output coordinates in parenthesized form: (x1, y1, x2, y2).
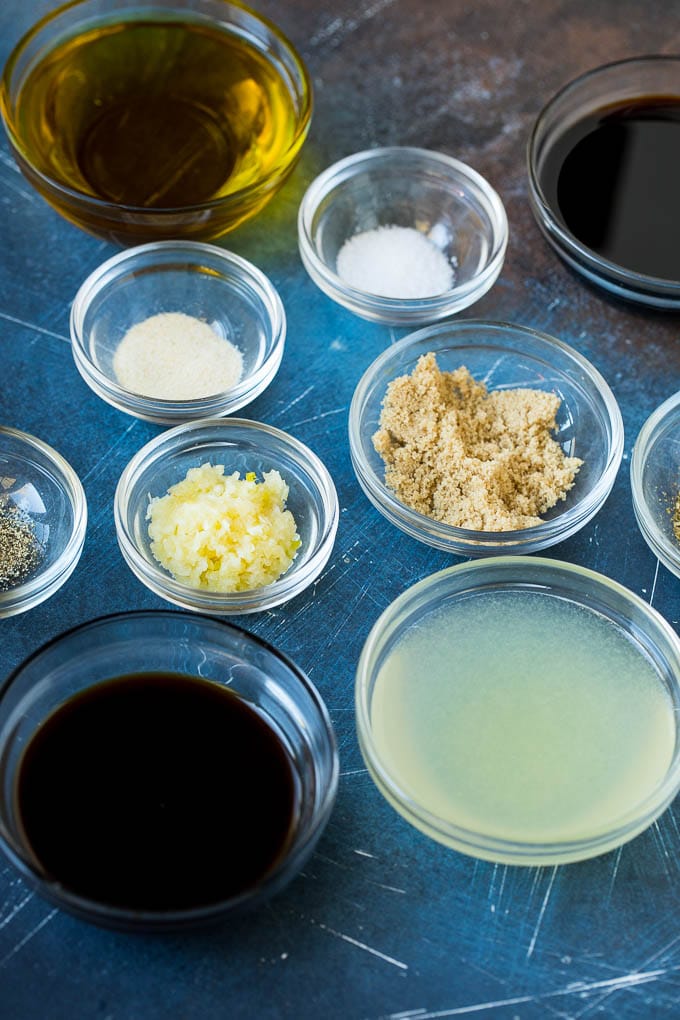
(539, 96, 680, 281)
(16, 673, 299, 912)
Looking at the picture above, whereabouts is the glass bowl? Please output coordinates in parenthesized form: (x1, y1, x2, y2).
(349, 319, 623, 555)
(631, 390, 680, 579)
(528, 56, 680, 307)
(0, 427, 87, 618)
(356, 556, 680, 865)
(297, 147, 508, 324)
(70, 241, 286, 425)
(0, 610, 339, 929)
(0, 0, 312, 244)
(114, 418, 339, 613)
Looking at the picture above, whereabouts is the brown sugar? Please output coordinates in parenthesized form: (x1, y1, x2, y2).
(372, 352, 582, 531)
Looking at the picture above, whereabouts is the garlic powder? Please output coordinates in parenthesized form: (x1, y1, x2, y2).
(113, 311, 243, 400)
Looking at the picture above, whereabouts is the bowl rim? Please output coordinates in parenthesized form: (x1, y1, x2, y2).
(69, 240, 287, 422)
(0, 608, 339, 929)
(348, 318, 624, 554)
(630, 389, 680, 577)
(114, 416, 339, 613)
(355, 554, 680, 864)
(527, 54, 680, 304)
(297, 146, 509, 319)
(0, 0, 313, 217)
(0, 426, 87, 617)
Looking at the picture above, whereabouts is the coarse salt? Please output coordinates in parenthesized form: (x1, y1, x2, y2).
(336, 225, 455, 299)
(113, 311, 243, 401)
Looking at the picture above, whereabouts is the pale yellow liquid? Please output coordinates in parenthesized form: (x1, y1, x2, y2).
(371, 591, 676, 847)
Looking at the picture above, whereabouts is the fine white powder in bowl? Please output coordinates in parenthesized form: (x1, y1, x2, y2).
(336, 225, 455, 299)
(112, 311, 244, 400)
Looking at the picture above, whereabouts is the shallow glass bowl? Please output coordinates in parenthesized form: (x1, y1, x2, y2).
(114, 418, 339, 613)
(356, 556, 680, 865)
(70, 241, 286, 425)
(298, 147, 508, 324)
(528, 56, 680, 307)
(0, 610, 338, 929)
(0, 427, 87, 618)
(0, 0, 312, 243)
(631, 390, 680, 579)
(348, 319, 623, 555)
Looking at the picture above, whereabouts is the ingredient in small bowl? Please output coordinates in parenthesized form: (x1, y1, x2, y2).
(372, 352, 582, 530)
(336, 225, 455, 298)
(0, 501, 43, 589)
(113, 312, 243, 400)
(673, 490, 680, 543)
(146, 463, 300, 591)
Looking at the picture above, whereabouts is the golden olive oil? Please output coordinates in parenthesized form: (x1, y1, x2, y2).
(371, 590, 676, 855)
(13, 18, 300, 209)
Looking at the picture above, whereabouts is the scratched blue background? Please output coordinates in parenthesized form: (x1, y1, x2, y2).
(3, 1, 680, 1017)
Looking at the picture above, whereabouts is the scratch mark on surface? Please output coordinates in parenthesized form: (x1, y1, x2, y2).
(374, 882, 407, 894)
(648, 558, 660, 607)
(285, 406, 345, 429)
(315, 920, 408, 970)
(606, 846, 623, 905)
(400, 969, 668, 1018)
(0, 908, 58, 968)
(81, 419, 139, 483)
(388, 1011, 427, 1019)
(0, 891, 34, 930)
(271, 384, 315, 420)
(340, 768, 368, 777)
(353, 848, 376, 858)
(310, 0, 398, 47)
(0, 311, 69, 343)
(0, 174, 43, 206)
(527, 865, 557, 958)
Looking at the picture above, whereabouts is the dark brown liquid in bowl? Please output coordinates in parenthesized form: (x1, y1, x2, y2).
(16, 672, 299, 912)
(538, 96, 680, 281)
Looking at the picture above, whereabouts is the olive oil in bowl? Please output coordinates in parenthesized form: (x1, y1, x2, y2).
(2, 3, 311, 241)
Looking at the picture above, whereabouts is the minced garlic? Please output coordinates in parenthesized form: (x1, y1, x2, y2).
(146, 462, 300, 591)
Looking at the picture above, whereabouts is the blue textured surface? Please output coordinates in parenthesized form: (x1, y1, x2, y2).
(3, 1, 680, 1017)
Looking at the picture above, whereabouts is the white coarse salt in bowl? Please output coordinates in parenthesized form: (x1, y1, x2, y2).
(297, 147, 508, 325)
(70, 241, 286, 425)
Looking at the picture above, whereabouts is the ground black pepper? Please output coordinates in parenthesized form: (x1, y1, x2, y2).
(0, 501, 42, 589)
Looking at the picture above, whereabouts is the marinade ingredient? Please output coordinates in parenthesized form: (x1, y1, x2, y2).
(372, 352, 582, 531)
(113, 312, 243, 401)
(336, 226, 455, 298)
(147, 462, 300, 591)
(0, 502, 43, 589)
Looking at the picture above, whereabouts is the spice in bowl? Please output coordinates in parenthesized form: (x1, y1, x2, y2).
(146, 463, 301, 591)
(372, 352, 582, 530)
(113, 312, 243, 401)
(336, 226, 455, 299)
(0, 499, 43, 590)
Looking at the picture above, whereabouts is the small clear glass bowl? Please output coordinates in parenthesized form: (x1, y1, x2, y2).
(348, 319, 623, 556)
(0, 610, 339, 929)
(0, 427, 87, 618)
(0, 0, 312, 244)
(114, 418, 339, 613)
(528, 56, 680, 307)
(356, 556, 680, 865)
(297, 147, 508, 325)
(631, 391, 680, 579)
(70, 241, 286, 425)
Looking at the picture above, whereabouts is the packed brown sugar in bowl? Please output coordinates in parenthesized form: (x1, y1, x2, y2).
(372, 353, 582, 530)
